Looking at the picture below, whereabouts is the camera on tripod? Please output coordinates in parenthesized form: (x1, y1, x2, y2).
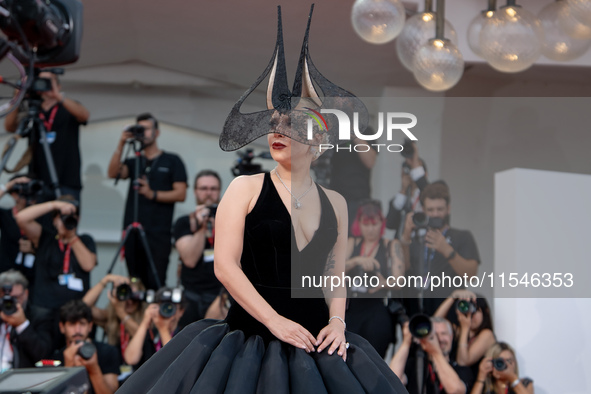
(1, 284, 17, 315)
(412, 212, 444, 230)
(8, 179, 43, 197)
(126, 125, 145, 141)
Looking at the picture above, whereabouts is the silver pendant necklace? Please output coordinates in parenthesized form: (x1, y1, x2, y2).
(273, 167, 314, 210)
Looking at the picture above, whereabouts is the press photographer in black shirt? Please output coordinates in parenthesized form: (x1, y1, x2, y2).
(173, 170, 223, 327)
(0, 270, 53, 371)
(15, 196, 97, 312)
(0, 175, 40, 285)
(4, 71, 90, 201)
(108, 113, 187, 290)
(400, 183, 480, 315)
(54, 300, 120, 394)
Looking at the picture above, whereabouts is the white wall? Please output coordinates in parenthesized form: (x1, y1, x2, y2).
(494, 169, 591, 394)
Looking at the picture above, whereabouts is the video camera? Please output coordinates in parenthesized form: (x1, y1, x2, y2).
(8, 179, 43, 197)
(1, 284, 17, 315)
(412, 212, 444, 230)
(231, 149, 272, 176)
(0, 0, 83, 67)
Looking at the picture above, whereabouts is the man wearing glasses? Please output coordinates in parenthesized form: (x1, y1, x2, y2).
(108, 113, 188, 290)
(0, 270, 53, 370)
(173, 170, 223, 328)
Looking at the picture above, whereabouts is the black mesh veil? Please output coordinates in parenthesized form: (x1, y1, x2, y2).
(219, 5, 369, 151)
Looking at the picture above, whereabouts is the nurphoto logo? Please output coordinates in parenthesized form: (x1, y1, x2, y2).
(305, 109, 418, 153)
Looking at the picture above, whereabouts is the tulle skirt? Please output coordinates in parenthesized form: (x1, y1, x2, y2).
(117, 319, 408, 393)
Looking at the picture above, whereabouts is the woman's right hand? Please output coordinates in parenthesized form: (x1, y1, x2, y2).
(355, 256, 380, 272)
(451, 289, 477, 301)
(102, 274, 129, 288)
(477, 357, 493, 381)
(267, 314, 317, 353)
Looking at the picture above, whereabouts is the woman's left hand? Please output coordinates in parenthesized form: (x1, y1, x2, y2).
(315, 320, 347, 361)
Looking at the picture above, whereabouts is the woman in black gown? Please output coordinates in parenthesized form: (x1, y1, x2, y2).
(117, 5, 407, 393)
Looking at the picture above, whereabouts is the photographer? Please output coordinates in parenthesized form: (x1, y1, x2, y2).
(15, 196, 97, 312)
(123, 287, 186, 368)
(400, 183, 480, 315)
(82, 274, 146, 356)
(173, 170, 223, 327)
(390, 317, 474, 394)
(4, 71, 90, 202)
(0, 175, 39, 284)
(471, 342, 534, 394)
(0, 270, 53, 371)
(53, 300, 119, 394)
(385, 141, 429, 237)
(344, 199, 405, 357)
(434, 290, 496, 377)
(107, 113, 187, 290)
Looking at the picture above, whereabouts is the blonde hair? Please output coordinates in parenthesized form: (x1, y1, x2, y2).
(105, 279, 146, 347)
(483, 342, 519, 393)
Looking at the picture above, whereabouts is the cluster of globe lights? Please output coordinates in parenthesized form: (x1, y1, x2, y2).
(351, 0, 591, 91)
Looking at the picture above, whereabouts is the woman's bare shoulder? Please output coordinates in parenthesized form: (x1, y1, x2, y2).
(319, 186, 348, 219)
(221, 173, 266, 211)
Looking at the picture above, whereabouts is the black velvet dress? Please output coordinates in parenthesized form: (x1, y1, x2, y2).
(117, 173, 407, 394)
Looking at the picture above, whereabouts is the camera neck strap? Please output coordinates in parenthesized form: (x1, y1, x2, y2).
(38, 105, 59, 132)
(58, 237, 79, 274)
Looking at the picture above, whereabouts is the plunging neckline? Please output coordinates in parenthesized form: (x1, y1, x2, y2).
(268, 172, 323, 253)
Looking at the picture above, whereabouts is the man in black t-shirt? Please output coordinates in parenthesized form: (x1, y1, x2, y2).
(108, 113, 187, 290)
(54, 300, 119, 394)
(390, 317, 474, 394)
(400, 183, 480, 316)
(174, 170, 223, 327)
(0, 175, 39, 286)
(4, 71, 90, 202)
(15, 197, 97, 312)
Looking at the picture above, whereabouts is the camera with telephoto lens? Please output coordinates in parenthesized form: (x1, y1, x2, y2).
(400, 138, 415, 159)
(408, 313, 432, 339)
(412, 212, 444, 230)
(75, 340, 96, 360)
(127, 124, 145, 141)
(156, 288, 182, 318)
(492, 357, 508, 371)
(456, 299, 477, 315)
(8, 180, 43, 197)
(115, 283, 146, 302)
(0, 284, 17, 315)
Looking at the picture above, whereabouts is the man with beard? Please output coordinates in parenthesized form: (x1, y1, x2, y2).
(54, 300, 119, 394)
(173, 170, 223, 327)
(108, 113, 187, 290)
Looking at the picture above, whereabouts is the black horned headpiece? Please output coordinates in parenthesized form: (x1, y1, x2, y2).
(220, 4, 369, 151)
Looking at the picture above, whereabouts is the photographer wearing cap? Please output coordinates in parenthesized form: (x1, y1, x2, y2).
(390, 317, 474, 394)
(174, 170, 223, 327)
(15, 196, 97, 313)
(0, 270, 53, 371)
(123, 287, 186, 368)
(82, 274, 146, 356)
(0, 175, 41, 284)
(4, 71, 90, 202)
(385, 141, 429, 237)
(107, 113, 188, 290)
(400, 183, 481, 316)
(53, 300, 119, 394)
